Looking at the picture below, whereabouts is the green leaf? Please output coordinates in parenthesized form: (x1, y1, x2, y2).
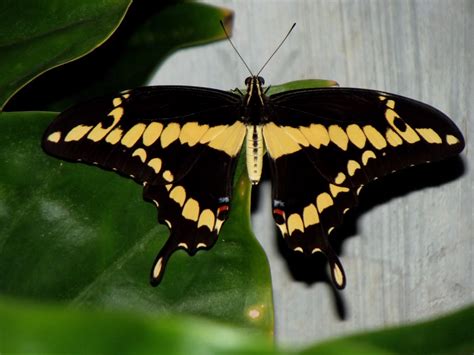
(1, 295, 471, 354)
(266, 79, 339, 95)
(6, 2, 234, 112)
(300, 306, 474, 355)
(0, 0, 132, 111)
(0, 111, 273, 334)
(0, 296, 276, 354)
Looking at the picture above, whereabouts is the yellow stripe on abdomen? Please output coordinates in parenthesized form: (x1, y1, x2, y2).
(246, 125, 264, 185)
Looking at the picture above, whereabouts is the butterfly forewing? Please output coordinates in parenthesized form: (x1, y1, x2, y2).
(42, 86, 246, 285)
(268, 88, 464, 186)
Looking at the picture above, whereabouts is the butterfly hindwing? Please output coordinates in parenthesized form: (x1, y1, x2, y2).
(143, 146, 239, 285)
(42, 86, 246, 285)
(267, 149, 351, 288)
(264, 87, 464, 288)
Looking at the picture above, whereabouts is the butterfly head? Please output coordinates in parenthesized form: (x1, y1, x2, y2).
(245, 76, 265, 86)
(244, 76, 266, 108)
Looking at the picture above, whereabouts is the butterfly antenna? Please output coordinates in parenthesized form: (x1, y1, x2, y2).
(257, 23, 296, 76)
(220, 20, 253, 76)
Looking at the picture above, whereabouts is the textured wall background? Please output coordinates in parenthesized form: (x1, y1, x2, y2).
(152, 0, 473, 346)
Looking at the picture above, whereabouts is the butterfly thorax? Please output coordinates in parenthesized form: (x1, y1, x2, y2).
(243, 75, 268, 123)
(243, 76, 269, 185)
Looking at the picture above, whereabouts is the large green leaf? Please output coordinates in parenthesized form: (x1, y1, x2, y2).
(6, 2, 234, 112)
(0, 0, 132, 111)
(0, 111, 273, 333)
(266, 79, 338, 95)
(1, 295, 471, 353)
(0, 297, 276, 354)
(301, 306, 474, 354)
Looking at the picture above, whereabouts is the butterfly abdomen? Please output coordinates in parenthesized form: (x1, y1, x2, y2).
(245, 124, 264, 185)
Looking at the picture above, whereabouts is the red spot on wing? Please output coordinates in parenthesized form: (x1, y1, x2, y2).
(217, 204, 230, 219)
(218, 205, 229, 213)
(273, 208, 285, 217)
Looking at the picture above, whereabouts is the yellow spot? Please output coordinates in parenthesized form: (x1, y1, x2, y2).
(316, 193, 333, 213)
(333, 264, 344, 287)
(163, 170, 173, 182)
(170, 186, 186, 207)
(385, 109, 420, 143)
(65, 125, 93, 142)
(386, 128, 403, 147)
(263, 122, 301, 159)
(105, 127, 123, 144)
(198, 209, 215, 230)
(165, 184, 172, 191)
(47, 131, 61, 143)
(121, 93, 130, 99)
(277, 223, 288, 237)
(330, 184, 350, 197)
(312, 248, 322, 254)
(303, 204, 319, 227)
(161, 123, 181, 148)
(363, 125, 387, 150)
(416, 128, 442, 144)
(132, 148, 147, 163)
(215, 219, 225, 233)
(87, 110, 122, 142)
(200, 125, 227, 143)
(147, 158, 162, 173)
(446, 134, 460, 145)
(113, 97, 122, 107)
(287, 213, 304, 235)
(179, 122, 209, 146)
(121, 123, 146, 148)
(299, 124, 330, 149)
(386, 99, 395, 109)
(284, 127, 309, 147)
(208, 122, 246, 156)
(109, 107, 124, 121)
(143, 122, 163, 146)
(182, 198, 200, 222)
(361, 150, 376, 165)
(88, 108, 123, 141)
(347, 160, 361, 176)
(152, 257, 163, 279)
(334, 172, 346, 184)
(294, 247, 304, 253)
(346, 124, 366, 149)
(87, 108, 124, 142)
(378, 95, 387, 101)
(329, 125, 349, 150)
(178, 243, 188, 250)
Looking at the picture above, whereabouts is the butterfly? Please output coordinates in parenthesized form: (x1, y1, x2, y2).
(42, 74, 465, 289)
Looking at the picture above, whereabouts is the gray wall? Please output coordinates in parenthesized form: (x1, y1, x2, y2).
(152, 0, 473, 346)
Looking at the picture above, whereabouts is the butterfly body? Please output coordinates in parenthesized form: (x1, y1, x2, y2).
(43, 77, 464, 288)
(242, 75, 269, 184)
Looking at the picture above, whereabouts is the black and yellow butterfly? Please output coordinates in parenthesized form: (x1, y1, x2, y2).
(42, 76, 464, 289)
